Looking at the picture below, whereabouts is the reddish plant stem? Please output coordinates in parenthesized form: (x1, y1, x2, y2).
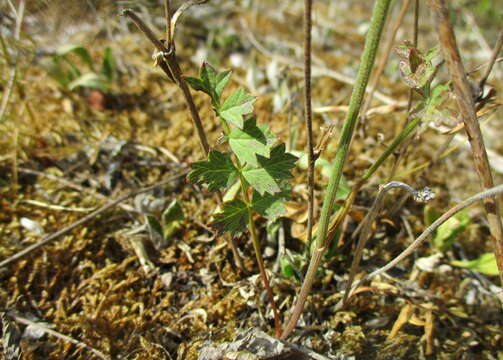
(431, 0, 503, 286)
(304, 0, 315, 255)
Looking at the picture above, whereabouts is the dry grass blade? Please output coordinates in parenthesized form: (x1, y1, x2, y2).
(0, 0, 25, 122)
(169, 0, 209, 48)
(431, 0, 503, 287)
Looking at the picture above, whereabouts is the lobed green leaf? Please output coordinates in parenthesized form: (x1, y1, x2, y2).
(211, 199, 248, 234)
(186, 62, 232, 105)
(251, 190, 289, 222)
(229, 117, 276, 166)
(188, 150, 238, 192)
(242, 143, 298, 195)
(218, 88, 256, 128)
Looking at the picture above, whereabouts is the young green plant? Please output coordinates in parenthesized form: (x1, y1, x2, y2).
(186, 63, 298, 336)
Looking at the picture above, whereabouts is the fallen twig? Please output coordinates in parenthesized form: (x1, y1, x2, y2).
(0, 171, 188, 269)
(6, 311, 109, 360)
(0, 0, 25, 122)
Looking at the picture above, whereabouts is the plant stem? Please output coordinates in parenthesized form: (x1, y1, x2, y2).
(431, 0, 503, 287)
(220, 112, 281, 336)
(361, 0, 410, 115)
(247, 203, 282, 337)
(238, 163, 281, 336)
(281, 0, 392, 339)
(304, 0, 315, 253)
(164, 51, 210, 155)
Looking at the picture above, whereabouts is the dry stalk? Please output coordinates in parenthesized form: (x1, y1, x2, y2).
(121, 8, 210, 155)
(478, 29, 503, 91)
(430, 0, 503, 286)
(303, 0, 315, 251)
(0, 0, 25, 122)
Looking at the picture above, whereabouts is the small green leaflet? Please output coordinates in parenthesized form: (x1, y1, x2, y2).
(68, 73, 109, 92)
(242, 143, 298, 195)
(432, 208, 469, 251)
(451, 253, 498, 276)
(212, 199, 248, 234)
(251, 190, 289, 222)
(185, 62, 231, 105)
(188, 150, 238, 192)
(218, 88, 256, 129)
(229, 117, 276, 166)
(423, 83, 451, 123)
(212, 190, 290, 234)
(162, 199, 184, 240)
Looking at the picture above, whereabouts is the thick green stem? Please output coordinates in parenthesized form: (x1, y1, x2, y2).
(281, 0, 391, 339)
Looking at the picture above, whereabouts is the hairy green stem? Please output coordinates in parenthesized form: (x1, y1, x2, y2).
(281, 0, 392, 339)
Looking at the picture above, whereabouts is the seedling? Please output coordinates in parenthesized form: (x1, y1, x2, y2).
(186, 63, 298, 335)
(45, 44, 115, 92)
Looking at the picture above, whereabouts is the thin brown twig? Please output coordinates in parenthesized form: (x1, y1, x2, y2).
(431, 0, 503, 286)
(164, 0, 171, 44)
(7, 312, 109, 360)
(17, 167, 138, 213)
(478, 29, 503, 90)
(386, 0, 420, 184)
(0, 171, 188, 269)
(121, 8, 210, 155)
(303, 0, 315, 252)
(0, 0, 25, 122)
(406, 0, 419, 115)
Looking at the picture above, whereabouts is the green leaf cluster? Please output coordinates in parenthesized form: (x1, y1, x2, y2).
(187, 63, 298, 234)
